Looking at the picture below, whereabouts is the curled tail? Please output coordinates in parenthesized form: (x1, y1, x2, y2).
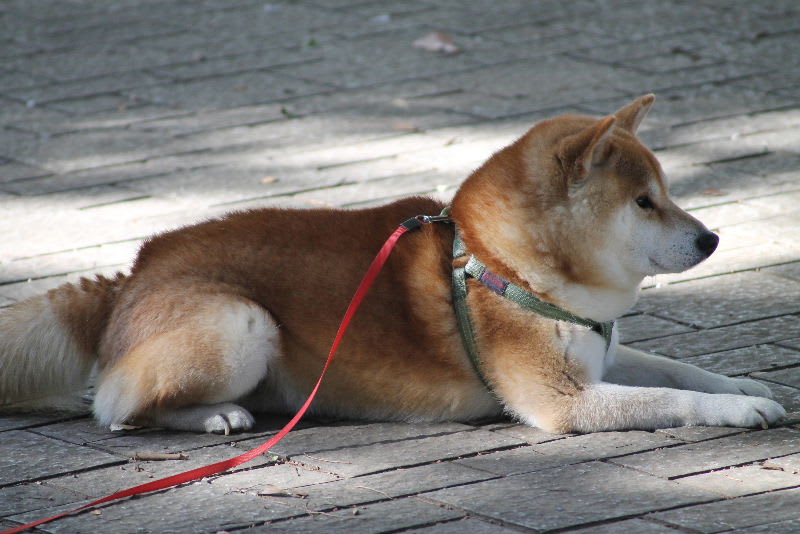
(0, 274, 126, 412)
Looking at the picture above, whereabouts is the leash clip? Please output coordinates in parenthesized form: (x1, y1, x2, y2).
(416, 214, 452, 225)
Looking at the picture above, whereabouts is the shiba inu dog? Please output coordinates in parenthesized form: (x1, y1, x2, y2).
(0, 95, 785, 434)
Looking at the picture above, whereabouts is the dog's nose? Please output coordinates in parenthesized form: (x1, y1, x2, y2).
(695, 231, 719, 256)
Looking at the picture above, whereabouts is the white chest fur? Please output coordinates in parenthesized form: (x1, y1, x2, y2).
(559, 321, 619, 383)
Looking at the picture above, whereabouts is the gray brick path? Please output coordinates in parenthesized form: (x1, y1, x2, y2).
(1, 1, 800, 532)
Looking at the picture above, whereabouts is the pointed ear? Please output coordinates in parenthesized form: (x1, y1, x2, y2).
(558, 116, 616, 182)
(614, 94, 655, 134)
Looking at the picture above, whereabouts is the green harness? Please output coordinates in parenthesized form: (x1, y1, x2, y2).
(431, 209, 615, 389)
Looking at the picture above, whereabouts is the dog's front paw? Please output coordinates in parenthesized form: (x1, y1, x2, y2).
(694, 393, 785, 429)
(727, 377, 774, 399)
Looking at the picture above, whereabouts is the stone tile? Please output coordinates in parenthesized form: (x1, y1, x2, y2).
(0, 483, 80, 516)
(454, 430, 678, 476)
(10, 481, 301, 534)
(753, 367, 800, 389)
(610, 428, 800, 479)
(243, 496, 462, 534)
(561, 518, 683, 534)
(628, 315, 800, 358)
(0, 430, 124, 486)
(779, 337, 800, 351)
(655, 426, 748, 443)
(234, 421, 471, 458)
(767, 262, 800, 282)
(260, 462, 492, 513)
(92, 414, 310, 457)
(288, 429, 524, 477)
(764, 452, 800, 473)
(115, 70, 333, 110)
(488, 424, 570, 445)
(634, 271, 800, 328)
(426, 461, 715, 532)
(210, 462, 340, 494)
(758, 381, 800, 412)
(676, 464, 800, 497)
(616, 313, 696, 344)
(403, 517, 520, 534)
(650, 487, 800, 534)
(684, 345, 800, 377)
(734, 518, 800, 534)
(0, 412, 83, 433)
(42, 446, 282, 499)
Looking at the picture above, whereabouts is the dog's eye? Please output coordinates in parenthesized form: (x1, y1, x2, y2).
(635, 195, 654, 210)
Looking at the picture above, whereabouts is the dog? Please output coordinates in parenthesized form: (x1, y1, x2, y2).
(0, 95, 785, 435)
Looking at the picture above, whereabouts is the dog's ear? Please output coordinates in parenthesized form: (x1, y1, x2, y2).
(558, 116, 616, 182)
(614, 94, 655, 134)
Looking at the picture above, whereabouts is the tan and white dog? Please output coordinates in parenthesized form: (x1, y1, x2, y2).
(0, 95, 785, 434)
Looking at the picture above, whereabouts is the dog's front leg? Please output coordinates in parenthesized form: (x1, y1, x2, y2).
(562, 382, 785, 433)
(604, 345, 774, 397)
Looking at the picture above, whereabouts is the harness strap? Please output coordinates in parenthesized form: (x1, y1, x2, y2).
(451, 228, 615, 390)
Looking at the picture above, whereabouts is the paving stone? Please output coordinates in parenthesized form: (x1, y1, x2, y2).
(560, 517, 683, 534)
(244, 496, 462, 534)
(0, 430, 124, 486)
(753, 367, 800, 389)
(633, 271, 800, 328)
(616, 313, 696, 344)
(9, 481, 301, 534)
(41, 446, 282, 498)
(91, 414, 311, 457)
(209, 462, 340, 494)
(757, 381, 800, 412)
(649, 487, 800, 534)
(426, 461, 715, 532)
(259, 462, 492, 513)
(609, 428, 800, 479)
(764, 452, 800, 473)
(233, 421, 471, 458)
(287, 429, 524, 478)
(488, 424, 570, 445)
(0, 483, 79, 517)
(628, 315, 800, 358)
(655, 426, 748, 443)
(733, 518, 800, 534)
(454, 430, 678, 476)
(778, 337, 800, 351)
(402, 517, 520, 534)
(685, 344, 800, 377)
(676, 463, 800, 497)
(0, 413, 84, 433)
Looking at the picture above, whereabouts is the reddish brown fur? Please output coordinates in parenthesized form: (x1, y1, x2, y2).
(5, 95, 695, 433)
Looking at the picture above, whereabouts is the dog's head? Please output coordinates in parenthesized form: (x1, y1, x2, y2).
(452, 95, 718, 319)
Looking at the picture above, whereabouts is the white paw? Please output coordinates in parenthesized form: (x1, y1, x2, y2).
(728, 377, 774, 399)
(151, 403, 255, 434)
(695, 393, 785, 429)
(201, 403, 255, 435)
(700, 374, 775, 398)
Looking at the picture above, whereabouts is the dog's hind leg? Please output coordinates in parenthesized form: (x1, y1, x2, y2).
(94, 295, 280, 433)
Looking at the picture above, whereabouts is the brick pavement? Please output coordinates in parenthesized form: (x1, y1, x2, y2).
(1, 1, 800, 532)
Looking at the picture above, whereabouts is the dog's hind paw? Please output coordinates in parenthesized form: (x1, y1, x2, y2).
(150, 403, 255, 434)
(202, 404, 256, 435)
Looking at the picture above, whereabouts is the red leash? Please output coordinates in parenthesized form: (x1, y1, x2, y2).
(2, 215, 439, 534)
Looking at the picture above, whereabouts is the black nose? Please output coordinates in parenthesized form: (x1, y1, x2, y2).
(695, 231, 719, 256)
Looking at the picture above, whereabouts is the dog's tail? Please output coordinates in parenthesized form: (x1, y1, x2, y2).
(0, 274, 126, 412)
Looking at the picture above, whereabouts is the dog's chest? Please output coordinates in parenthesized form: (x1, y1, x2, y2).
(559, 322, 618, 382)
